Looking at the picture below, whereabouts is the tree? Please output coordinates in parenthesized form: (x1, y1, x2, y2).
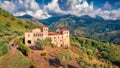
(57, 49, 74, 65)
(35, 38, 51, 50)
(14, 38, 31, 56)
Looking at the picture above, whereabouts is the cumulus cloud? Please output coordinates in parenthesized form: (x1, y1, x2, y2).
(0, 0, 120, 20)
(0, 0, 51, 19)
(44, 0, 120, 20)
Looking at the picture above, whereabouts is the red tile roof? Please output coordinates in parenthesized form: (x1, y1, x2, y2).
(48, 32, 61, 35)
(60, 29, 69, 31)
(42, 26, 48, 28)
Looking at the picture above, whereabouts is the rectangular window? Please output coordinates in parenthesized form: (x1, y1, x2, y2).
(28, 34, 30, 37)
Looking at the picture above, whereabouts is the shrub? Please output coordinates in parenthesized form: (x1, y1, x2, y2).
(14, 31, 23, 36)
(51, 43, 56, 48)
(0, 43, 9, 56)
(0, 39, 9, 56)
(5, 22, 11, 27)
(17, 43, 31, 56)
(36, 38, 51, 50)
(17, 21, 23, 25)
(41, 52, 46, 56)
(57, 49, 74, 65)
(14, 38, 31, 56)
(77, 57, 91, 67)
(11, 16, 16, 20)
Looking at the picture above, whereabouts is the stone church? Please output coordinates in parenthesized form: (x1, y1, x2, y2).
(25, 26, 70, 47)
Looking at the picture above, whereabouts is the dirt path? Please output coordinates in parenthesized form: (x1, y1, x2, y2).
(9, 36, 21, 45)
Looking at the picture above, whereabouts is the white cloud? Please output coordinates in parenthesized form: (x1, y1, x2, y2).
(0, 0, 120, 20)
(0, 0, 51, 19)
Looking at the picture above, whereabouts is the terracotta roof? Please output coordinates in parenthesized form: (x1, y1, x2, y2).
(32, 28, 40, 31)
(42, 26, 48, 28)
(60, 29, 69, 31)
(48, 32, 61, 35)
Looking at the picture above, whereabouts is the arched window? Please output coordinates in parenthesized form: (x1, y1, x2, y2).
(27, 40, 31, 44)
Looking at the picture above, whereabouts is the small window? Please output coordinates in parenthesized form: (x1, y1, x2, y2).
(38, 34, 39, 36)
(34, 34, 35, 37)
(66, 35, 69, 37)
(36, 34, 37, 36)
(28, 34, 30, 37)
(54, 37, 56, 39)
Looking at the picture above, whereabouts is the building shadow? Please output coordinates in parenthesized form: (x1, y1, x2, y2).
(49, 58, 61, 67)
(29, 46, 40, 50)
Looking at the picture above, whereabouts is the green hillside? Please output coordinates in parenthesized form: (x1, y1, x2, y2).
(0, 8, 120, 68)
(0, 8, 42, 57)
(40, 15, 120, 44)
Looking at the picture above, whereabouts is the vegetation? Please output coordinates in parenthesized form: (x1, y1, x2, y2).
(40, 15, 120, 44)
(0, 8, 42, 56)
(0, 8, 120, 68)
(35, 38, 52, 50)
(57, 49, 74, 65)
(14, 38, 31, 56)
(0, 38, 9, 57)
(0, 8, 42, 38)
(70, 35, 120, 67)
(0, 50, 32, 68)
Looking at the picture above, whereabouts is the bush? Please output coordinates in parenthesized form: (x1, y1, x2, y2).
(5, 22, 11, 27)
(14, 38, 31, 56)
(17, 43, 31, 56)
(11, 16, 16, 20)
(77, 57, 91, 67)
(0, 43, 9, 56)
(41, 53, 46, 56)
(17, 21, 23, 25)
(57, 49, 74, 65)
(51, 43, 56, 48)
(14, 31, 23, 36)
(36, 38, 51, 50)
(0, 39, 9, 56)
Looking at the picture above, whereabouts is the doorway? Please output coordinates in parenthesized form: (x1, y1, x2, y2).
(27, 40, 31, 44)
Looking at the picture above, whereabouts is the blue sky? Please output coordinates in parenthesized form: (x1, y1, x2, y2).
(35, 0, 120, 9)
(0, 0, 120, 20)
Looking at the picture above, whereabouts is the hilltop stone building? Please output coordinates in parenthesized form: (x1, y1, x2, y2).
(25, 26, 70, 47)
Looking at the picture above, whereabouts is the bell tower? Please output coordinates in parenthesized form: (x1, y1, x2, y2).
(42, 26, 48, 39)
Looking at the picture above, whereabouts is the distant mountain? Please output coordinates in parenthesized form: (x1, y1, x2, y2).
(1, 8, 120, 68)
(17, 14, 33, 19)
(39, 14, 120, 44)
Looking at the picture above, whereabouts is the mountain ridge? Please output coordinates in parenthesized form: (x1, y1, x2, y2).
(39, 14, 120, 44)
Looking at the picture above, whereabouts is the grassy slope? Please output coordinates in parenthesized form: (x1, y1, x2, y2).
(0, 8, 41, 68)
(0, 8, 42, 38)
(0, 50, 31, 68)
(0, 8, 120, 68)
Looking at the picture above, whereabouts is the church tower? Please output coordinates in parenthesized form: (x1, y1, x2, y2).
(42, 26, 48, 39)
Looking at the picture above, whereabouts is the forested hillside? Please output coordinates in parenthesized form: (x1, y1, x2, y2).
(0, 8, 120, 68)
(0, 8, 43, 67)
(40, 15, 120, 44)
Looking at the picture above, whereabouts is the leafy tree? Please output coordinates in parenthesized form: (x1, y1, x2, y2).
(36, 38, 51, 50)
(5, 22, 11, 27)
(57, 49, 74, 65)
(0, 39, 9, 56)
(0, 43, 9, 56)
(14, 38, 31, 56)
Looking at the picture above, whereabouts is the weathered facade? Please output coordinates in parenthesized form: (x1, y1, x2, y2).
(25, 26, 70, 47)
